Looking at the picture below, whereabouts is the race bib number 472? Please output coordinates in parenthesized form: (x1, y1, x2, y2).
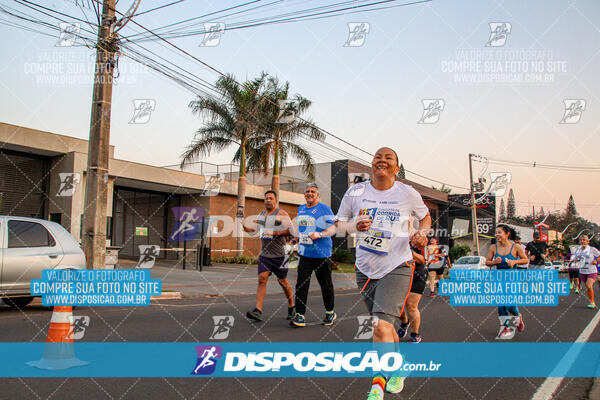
(359, 229, 391, 255)
(299, 234, 313, 245)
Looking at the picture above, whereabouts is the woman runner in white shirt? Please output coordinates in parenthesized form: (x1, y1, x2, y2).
(572, 235, 600, 308)
(333, 147, 431, 400)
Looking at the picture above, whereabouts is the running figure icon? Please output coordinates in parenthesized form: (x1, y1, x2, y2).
(170, 208, 200, 241)
(193, 347, 218, 373)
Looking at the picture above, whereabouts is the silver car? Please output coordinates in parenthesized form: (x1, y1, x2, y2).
(0, 216, 86, 308)
(452, 256, 488, 269)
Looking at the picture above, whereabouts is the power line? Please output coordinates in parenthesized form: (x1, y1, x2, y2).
(126, 0, 432, 43)
(118, 29, 364, 165)
(1, 3, 98, 43)
(107, 0, 469, 191)
(131, 0, 188, 17)
(9, 0, 466, 192)
(18, 0, 99, 27)
(94, 0, 385, 161)
(0, 16, 58, 37)
(124, 0, 266, 39)
(512, 200, 600, 208)
(404, 169, 469, 190)
(119, 39, 363, 164)
(474, 155, 600, 172)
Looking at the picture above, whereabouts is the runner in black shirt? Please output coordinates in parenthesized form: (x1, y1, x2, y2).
(397, 246, 427, 343)
(525, 232, 548, 268)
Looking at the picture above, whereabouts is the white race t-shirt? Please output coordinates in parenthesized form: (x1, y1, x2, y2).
(573, 245, 600, 274)
(335, 181, 429, 279)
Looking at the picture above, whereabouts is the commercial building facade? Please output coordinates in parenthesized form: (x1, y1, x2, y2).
(1, 122, 457, 263)
(0, 123, 304, 262)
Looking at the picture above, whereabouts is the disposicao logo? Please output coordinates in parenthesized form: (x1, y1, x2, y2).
(223, 351, 403, 373)
(191, 345, 222, 375)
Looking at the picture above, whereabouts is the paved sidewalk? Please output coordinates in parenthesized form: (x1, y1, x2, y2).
(117, 259, 358, 298)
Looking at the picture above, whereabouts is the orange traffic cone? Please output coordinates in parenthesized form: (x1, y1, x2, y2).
(27, 306, 88, 370)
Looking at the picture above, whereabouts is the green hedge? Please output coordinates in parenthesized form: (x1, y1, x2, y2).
(449, 245, 471, 262)
(331, 249, 354, 264)
(212, 255, 258, 265)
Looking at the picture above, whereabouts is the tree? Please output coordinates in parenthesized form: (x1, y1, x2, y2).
(450, 245, 471, 261)
(507, 189, 516, 219)
(398, 163, 406, 179)
(182, 72, 269, 253)
(431, 184, 451, 193)
(539, 206, 545, 219)
(499, 198, 506, 222)
(566, 195, 578, 221)
(248, 76, 324, 195)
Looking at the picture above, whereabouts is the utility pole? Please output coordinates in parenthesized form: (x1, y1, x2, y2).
(468, 153, 480, 255)
(81, 0, 140, 269)
(82, 0, 117, 269)
(82, 0, 141, 269)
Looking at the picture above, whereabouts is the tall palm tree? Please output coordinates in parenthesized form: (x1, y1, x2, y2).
(181, 72, 268, 253)
(248, 76, 325, 195)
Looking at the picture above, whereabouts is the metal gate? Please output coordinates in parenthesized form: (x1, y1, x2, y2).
(112, 188, 178, 258)
(0, 150, 49, 218)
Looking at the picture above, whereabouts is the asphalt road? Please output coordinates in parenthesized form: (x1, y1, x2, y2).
(2, 282, 600, 400)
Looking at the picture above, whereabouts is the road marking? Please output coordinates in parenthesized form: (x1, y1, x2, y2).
(531, 309, 600, 400)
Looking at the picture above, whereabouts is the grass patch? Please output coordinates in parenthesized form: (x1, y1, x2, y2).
(333, 263, 355, 273)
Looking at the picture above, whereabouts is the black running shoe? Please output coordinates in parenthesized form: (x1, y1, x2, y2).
(246, 308, 263, 321)
(291, 313, 306, 327)
(397, 322, 410, 339)
(322, 311, 337, 326)
(408, 333, 422, 343)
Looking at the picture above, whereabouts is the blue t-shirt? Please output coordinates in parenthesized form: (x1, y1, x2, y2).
(297, 202, 334, 258)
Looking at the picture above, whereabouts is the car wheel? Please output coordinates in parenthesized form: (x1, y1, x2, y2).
(1, 296, 34, 309)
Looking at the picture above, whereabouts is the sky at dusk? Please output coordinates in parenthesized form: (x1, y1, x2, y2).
(1, 0, 599, 222)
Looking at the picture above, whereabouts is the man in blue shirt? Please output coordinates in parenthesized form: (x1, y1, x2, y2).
(290, 183, 337, 327)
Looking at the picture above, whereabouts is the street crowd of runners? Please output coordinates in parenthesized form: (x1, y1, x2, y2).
(239, 147, 600, 400)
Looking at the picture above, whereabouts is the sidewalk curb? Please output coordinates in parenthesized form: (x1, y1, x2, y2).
(151, 292, 182, 300)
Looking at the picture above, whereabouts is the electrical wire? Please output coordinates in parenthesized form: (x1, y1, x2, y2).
(131, 0, 188, 17)
(125, 0, 266, 39)
(105, 0, 468, 191)
(17, 0, 99, 27)
(474, 155, 600, 172)
(126, 0, 431, 43)
(6, 0, 467, 193)
(0, 3, 98, 43)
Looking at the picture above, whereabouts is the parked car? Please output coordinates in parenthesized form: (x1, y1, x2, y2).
(552, 261, 566, 272)
(452, 256, 487, 269)
(0, 216, 85, 308)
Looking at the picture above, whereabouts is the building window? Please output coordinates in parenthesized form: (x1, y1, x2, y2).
(50, 213, 62, 224)
(106, 216, 112, 239)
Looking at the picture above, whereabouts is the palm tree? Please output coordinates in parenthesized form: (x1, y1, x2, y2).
(181, 72, 269, 253)
(431, 184, 452, 194)
(248, 76, 325, 195)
